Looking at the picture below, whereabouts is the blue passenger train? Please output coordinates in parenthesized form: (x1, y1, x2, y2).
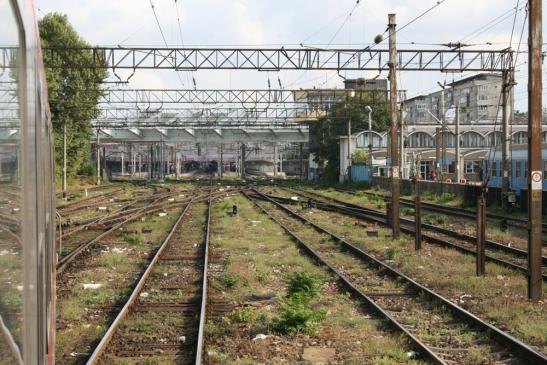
(486, 146, 547, 195)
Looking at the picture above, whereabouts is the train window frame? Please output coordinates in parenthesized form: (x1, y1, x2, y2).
(515, 161, 522, 178)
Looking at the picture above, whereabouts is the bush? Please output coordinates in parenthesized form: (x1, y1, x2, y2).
(273, 294, 326, 335)
(285, 271, 323, 299)
(123, 234, 141, 244)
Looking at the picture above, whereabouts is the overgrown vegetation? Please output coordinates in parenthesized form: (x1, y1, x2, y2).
(272, 271, 326, 335)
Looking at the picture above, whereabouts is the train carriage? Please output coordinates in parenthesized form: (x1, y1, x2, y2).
(0, 0, 56, 364)
(486, 146, 547, 195)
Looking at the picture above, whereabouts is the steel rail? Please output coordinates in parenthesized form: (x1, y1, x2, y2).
(264, 192, 547, 280)
(56, 195, 192, 274)
(85, 197, 197, 364)
(250, 189, 547, 364)
(291, 187, 547, 265)
(242, 190, 446, 365)
(336, 188, 547, 233)
(195, 183, 212, 364)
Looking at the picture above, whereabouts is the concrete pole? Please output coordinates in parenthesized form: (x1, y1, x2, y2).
(368, 110, 373, 172)
(455, 106, 461, 183)
(300, 142, 304, 181)
(241, 143, 246, 178)
(501, 69, 513, 207)
(220, 144, 224, 178)
(440, 88, 445, 178)
(121, 149, 125, 176)
(528, 0, 542, 301)
(435, 127, 441, 177)
(96, 130, 101, 185)
(148, 144, 152, 181)
(273, 144, 278, 177)
(388, 13, 400, 239)
(62, 122, 67, 197)
(400, 101, 405, 179)
(347, 118, 352, 182)
(279, 145, 283, 174)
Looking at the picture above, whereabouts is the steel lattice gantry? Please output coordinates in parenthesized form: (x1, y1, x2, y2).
(0, 47, 513, 72)
(85, 88, 385, 105)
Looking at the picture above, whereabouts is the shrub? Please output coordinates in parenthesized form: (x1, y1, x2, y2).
(123, 233, 141, 244)
(220, 273, 239, 289)
(285, 271, 323, 299)
(273, 294, 326, 335)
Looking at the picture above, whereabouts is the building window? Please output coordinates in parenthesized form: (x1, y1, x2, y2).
(479, 85, 488, 91)
(465, 161, 480, 173)
(492, 161, 498, 177)
(512, 131, 527, 145)
(461, 132, 483, 148)
(479, 105, 488, 111)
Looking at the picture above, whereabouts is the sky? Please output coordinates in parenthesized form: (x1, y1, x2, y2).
(33, 0, 541, 112)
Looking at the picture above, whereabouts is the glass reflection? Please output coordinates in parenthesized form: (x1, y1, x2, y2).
(0, 0, 23, 362)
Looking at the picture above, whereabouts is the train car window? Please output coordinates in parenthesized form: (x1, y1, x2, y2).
(515, 161, 522, 178)
(0, 1, 24, 363)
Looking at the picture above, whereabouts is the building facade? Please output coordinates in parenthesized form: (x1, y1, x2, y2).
(405, 74, 508, 124)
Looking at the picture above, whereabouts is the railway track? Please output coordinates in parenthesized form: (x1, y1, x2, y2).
(245, 189, 547, 365)
(334, 187, 547, 235)
(85, 191, 212, 364)
(277, 187, 547, 279)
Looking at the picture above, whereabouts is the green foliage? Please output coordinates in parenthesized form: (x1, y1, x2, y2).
(39, 13, 107, 178)
(351, 150, 369, 165)
(123, 233, 141, 245)
(310, 91, 391, 182)
(219, 273, 239, 290)
(273, 294, 326, 335)
(272, 271, 326, 335)
(285, 271, 323, 299)
(401, 207, 415, 216)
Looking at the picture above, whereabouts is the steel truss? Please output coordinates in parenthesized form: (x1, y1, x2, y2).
(72, 88, 386, 105)
(0, 47, 513, 71)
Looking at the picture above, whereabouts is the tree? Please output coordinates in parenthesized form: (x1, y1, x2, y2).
(39, 13, 107, 178)
(351, 150, 369, 165)
(309, 91, 391, 182)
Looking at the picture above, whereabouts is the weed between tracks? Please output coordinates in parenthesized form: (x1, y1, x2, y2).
(205, 195, 426, 364)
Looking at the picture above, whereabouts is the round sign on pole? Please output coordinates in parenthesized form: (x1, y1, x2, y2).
(531, 170, 542, 190)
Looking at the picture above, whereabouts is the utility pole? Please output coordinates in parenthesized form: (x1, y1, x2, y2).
(241, 143, 246, 178)
(220, 144, 224, 178)
(96, 130, 101, 185)
(399, 100, 405, 179)
(121, 149, 125, 176)
(62, 122, 67, 198)
(528, 0, 542, 301)
(388, 13, 400, 239)
(300, 142, 305, 181)
(273, 143, 278, 177)
(455, 106, 461, 183)
(347, 117, 352, 182)
(502, 68, 513, 207)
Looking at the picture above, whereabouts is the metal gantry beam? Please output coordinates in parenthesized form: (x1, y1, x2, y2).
(0, 47, 513, 72)
(73, 88, 386, 105)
